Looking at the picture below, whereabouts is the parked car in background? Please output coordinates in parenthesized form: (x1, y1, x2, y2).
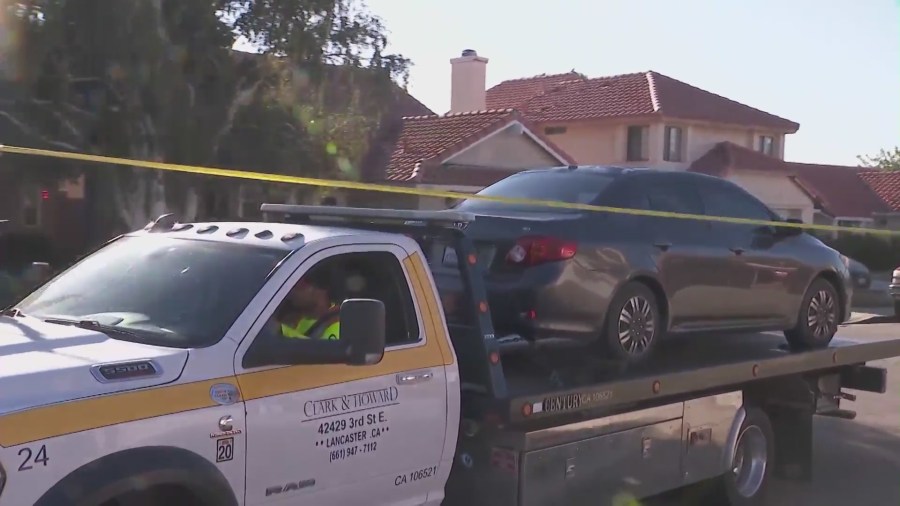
(847, 257, 872, 290)
(451, 166, 853, 365)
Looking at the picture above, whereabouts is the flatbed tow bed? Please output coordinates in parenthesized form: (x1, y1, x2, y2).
(262, 204, 900, 505)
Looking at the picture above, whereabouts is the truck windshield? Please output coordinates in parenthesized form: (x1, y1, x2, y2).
(455, 171, 616, 213)
(15, 235, 289, 348)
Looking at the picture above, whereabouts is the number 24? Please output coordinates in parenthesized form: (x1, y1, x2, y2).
(18, 445, 49, 471)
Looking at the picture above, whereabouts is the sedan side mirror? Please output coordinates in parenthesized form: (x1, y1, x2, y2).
(341, 298, 386, 366)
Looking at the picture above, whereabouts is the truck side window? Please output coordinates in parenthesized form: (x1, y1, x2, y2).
(270, 251, 420, 347)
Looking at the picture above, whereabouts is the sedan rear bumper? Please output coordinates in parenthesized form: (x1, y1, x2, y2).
(484, 260, 614, 342)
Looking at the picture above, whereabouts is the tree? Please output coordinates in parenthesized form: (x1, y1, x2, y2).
(2, 0, 410, 235)
(858, 146, 900, 171)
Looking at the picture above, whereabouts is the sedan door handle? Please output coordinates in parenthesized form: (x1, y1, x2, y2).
(654, 242, 672, 251)
(730, 247, 745, 255)
(396, 370, 433, 385)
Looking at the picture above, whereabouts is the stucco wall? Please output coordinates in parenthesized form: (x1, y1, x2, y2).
(726, 171, 815, 223)
(540, 122, 624, 166)
(445, 126, 560, 168)
(540, 119, 786, 170)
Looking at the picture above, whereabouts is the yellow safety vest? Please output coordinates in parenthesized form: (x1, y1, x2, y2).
(281, 305, 340, 341)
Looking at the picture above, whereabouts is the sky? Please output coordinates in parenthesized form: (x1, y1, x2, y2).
(361, 0, 900, 166)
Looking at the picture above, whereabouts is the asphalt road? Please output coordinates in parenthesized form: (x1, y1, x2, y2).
(649, 321, 900, 506)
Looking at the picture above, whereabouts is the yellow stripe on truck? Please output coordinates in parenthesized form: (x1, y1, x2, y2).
(0, 253, 453, 447)
(0, 377, 230, 447)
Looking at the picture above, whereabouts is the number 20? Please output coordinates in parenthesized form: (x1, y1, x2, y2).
(18, 445, 49, 471)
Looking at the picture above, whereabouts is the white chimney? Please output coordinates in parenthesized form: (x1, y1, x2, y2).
(449, 49, 488, 113)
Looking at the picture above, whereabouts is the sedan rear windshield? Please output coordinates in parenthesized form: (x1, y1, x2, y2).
(15, 235, 290, 348)
(455, 171, 616, 213)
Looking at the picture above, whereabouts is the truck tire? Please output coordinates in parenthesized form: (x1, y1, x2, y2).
(601, 281, 661, 365)
(35, 446, 237, 506)
(719, 406, 775, 506)
(784, 277, 840, 350)
(894, 301, 900, 321)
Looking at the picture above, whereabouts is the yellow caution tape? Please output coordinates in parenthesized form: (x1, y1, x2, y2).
(1, 144, 898, 236)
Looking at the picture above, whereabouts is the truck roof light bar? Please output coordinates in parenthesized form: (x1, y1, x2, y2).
(260, 204, 475, 230)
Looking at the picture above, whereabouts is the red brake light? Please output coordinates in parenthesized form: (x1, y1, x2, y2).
(505, 236, 577, 267)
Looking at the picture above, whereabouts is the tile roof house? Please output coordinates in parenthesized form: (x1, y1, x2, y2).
(488, 71, 798, 131)
(476, 62, 799, 171)
(859, 171, 900, 213)
(355, 51, 580, 209)
(857, 171, 900, 231)
(384, 108, 573, 183)
(366, 49, 898, 225)
(689, 142, 890, 227)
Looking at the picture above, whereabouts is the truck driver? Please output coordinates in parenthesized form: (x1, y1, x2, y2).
(277, 269, 341, 341)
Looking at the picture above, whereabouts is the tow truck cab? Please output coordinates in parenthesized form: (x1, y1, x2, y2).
(0, 204, 896, 506)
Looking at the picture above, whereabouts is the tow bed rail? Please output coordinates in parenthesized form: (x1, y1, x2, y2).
(502, 336, 898, 426)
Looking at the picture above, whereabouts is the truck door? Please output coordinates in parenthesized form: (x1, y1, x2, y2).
(235, 243, 449, 506)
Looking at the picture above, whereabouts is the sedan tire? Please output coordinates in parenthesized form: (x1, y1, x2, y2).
(894, 301, 900, 322)
(602, 281, 662, 365)
(784, 277, 840, 350)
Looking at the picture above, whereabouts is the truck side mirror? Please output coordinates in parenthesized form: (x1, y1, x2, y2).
(341, 298, 386, 366)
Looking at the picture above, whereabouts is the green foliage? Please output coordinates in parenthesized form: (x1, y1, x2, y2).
(2, 0, 411, 232)
(823, 233, 900, 272)
(857, 147, 900, 171)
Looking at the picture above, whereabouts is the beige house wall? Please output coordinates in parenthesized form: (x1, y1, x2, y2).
(445, 126, 561, 168)
(539, 119, 787, 171)
(726, 171, 816, 223)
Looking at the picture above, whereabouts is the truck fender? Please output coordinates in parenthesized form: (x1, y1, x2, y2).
(720, 406, 747, 472)
(33, 445, 239, 506)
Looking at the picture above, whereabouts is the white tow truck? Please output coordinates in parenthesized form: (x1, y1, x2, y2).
(0, 205, 898, 506)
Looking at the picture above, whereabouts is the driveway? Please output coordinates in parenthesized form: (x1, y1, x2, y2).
(647, 322, 900, 505)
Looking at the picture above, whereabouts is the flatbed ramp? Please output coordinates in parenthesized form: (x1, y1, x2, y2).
(445, 330, 900, 506)
(499, 332, 900, 424)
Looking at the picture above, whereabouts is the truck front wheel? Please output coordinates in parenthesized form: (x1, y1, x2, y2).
(720, 407, 775, 506)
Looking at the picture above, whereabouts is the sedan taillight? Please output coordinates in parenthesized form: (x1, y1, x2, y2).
(505, 236, 577, 267)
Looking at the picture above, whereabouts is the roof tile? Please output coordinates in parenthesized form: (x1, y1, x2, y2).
(385, 109, 519, 182)
(385, 109, 574, 182)
(523, 73, 657, 122)
(485, 72, 584, 110)
(486, 70, 799, 131)
(789, 163, 891, 217)
(859, 171, 900, 212)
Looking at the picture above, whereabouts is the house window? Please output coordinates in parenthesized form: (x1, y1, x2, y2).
(626, 125, 649, 161)
(544, 126, 567, 135)
(663, 126, 684, 162)
(758, 135, 775, 156)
